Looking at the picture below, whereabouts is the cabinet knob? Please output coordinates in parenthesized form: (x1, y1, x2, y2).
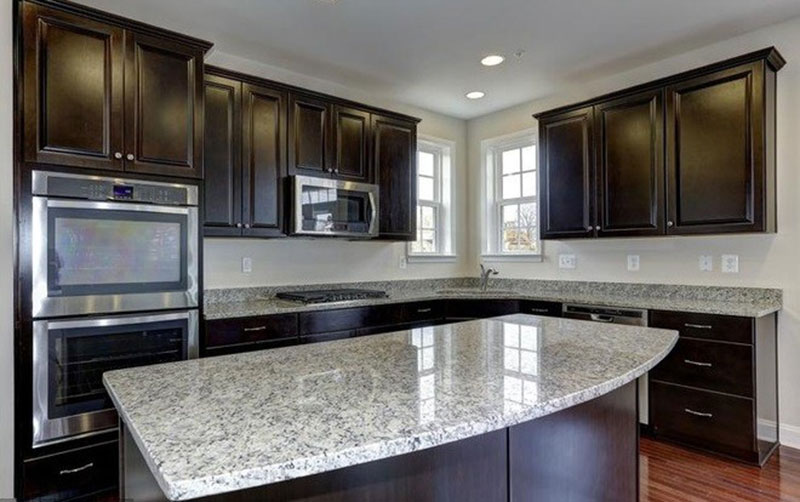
(236, 223, 242, 228)
(595, 225, 600, 231)
(126, 153, 134, 161)
(667, 220, 674, 227)
(334, 168, 340, 174)
(587, 226, 593, 231)
(244, 223, 251, 229)
(114, 152, 123, 159)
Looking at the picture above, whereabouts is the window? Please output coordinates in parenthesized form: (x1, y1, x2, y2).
(482, 130, 540, 259)
(409, 137, 455, 259)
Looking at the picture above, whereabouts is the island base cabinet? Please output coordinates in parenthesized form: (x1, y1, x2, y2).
(120, 383, 637, 502)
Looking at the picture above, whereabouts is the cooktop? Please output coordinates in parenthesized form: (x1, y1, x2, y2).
(276, 289, 389, 304)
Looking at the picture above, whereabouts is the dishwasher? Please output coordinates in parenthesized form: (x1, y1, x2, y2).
(562, 303, 651, 425)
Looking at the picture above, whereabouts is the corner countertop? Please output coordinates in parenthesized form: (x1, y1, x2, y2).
(203, 278, 782, 320)
(104, 314, 678, 501)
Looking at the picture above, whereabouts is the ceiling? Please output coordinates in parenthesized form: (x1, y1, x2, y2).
(76, 0, 800, 119)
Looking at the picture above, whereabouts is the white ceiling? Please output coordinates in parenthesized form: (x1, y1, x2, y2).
(77, 0, 800, 119)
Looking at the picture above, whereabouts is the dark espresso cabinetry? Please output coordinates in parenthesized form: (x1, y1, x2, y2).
(21, 1, 210, 178)
(537, 48, 783, 239)
(373, 114, 418, 240)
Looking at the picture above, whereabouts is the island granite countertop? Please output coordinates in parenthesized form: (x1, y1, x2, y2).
(203, 278, 782, 320)
(104, 314, 678, 501)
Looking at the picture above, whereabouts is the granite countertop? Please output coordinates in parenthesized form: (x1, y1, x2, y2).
(104, 314, 678, 501)
(203, 278, 782, 320)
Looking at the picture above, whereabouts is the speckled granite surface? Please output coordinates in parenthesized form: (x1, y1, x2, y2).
(204, 278, 782, 320)
(104, 314, 677, 501)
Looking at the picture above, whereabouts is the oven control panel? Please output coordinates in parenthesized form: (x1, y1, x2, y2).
(33, 172, 198, 206)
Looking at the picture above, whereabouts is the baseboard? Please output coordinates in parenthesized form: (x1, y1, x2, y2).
(758, 420, 800, 450)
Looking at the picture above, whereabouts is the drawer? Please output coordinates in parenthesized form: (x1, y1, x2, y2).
(204, 336, 299, 357)
(650, 338, 753, 397)
(650, 310, 753, 344)
(401, 301, 445, 322)
(299, 304, 403, 334)
(650, 381, 754, 456)
(205, 314, 298, 348)
(518, 300, 562, 318)
(445, 299, 520, 320)
(355, 319, 443, 338)
(301, 330, 354, 344)
(23, 440, 118, 501)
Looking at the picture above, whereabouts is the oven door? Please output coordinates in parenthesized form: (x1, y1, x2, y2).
(32, 198, 199, 318)
(32, 311, 198, 447)
(292, 176, 379, 237)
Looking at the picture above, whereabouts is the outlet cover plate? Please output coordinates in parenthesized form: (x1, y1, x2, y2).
(699, 255, 713, 272)
(242, 257, 252, 273)
(627, 255, 640, 272)
(559, 254, 576, 269)
(721, 254, 739, 273)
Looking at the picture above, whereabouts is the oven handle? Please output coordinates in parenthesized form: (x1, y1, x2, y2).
(44, 198, 194, 215)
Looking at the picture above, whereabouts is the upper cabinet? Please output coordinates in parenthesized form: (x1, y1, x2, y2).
(331, 105, 371, 181)
(373, 114, 417, 240)
(21, 1, 211, 178)
(536, 48, 783, 240)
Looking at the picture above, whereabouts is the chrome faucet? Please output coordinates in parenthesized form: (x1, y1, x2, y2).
(479, 264, 499, 291)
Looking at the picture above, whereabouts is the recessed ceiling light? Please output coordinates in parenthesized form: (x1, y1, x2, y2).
(481, 55, 505, 67)
(465, 91, 485, 100)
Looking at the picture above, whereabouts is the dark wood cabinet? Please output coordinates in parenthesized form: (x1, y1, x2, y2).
(372, 114, 417, 240)
(21, 1, 210, 179)
(289, 93, 330, 176)
(203, 68, 287, 238)
(538, 106, 595, 239)
(665, 61, 776, 234)
(536, 48, 783, 240)
(22, 440, 118, 501)
(595, 89, 664, 237)
(331, 105, 372, 181)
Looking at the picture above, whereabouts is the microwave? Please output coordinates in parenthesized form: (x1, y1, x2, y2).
(291, 175, 379, 238)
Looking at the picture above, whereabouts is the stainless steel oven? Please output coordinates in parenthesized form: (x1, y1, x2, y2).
(32, 310, 199, 447)
(31, 171, 199, 318)
(291, 175, 379, 238)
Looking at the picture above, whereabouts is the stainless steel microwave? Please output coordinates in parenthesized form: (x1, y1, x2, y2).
(291, 175, 379, 238)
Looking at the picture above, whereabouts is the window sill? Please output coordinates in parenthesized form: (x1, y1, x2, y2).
(481, 254, 543, 263)
(407, 254, 458, 263)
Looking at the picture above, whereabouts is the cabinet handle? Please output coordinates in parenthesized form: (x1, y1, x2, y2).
(334, 168, 340, 174)
(244, 224, 251, 229)
(59, 462, 93, 475)
(684, 408, 713, 418)
(114, 152, 123, 159)
(595, 225, 600, 231)
(417, 308, 432, 313)
(243, 326, 267, 332)
(587, 226, 593, 231)
(684, 359, 713, 367)
(684, 323, 712, 330)
(126, 153, 134, 161)
(667, 221, 674, 227)
(529, 308, 549, 313)
(236, 223, 243, 228)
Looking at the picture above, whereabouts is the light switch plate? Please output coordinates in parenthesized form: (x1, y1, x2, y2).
(721, 254, 739, 273)
(399, 256, 408, 269)
(627, 255, 640, 272)
(242, 257, 252, 274)
(558, 254, 576, 269)
(699, 255, 713, 272)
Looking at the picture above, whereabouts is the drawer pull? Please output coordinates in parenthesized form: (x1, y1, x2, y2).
(684, 359, 713, 367)
(684, 323, 713, 330)
(417, 308, 432, 313)
(59, 462, 93, 475)
(529, 308, 549, 313)
(243, 326, 267, 332)
(684, 408, 713, 418)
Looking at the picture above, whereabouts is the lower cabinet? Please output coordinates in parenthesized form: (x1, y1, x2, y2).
(647, 310, 778, 464)
(22, 440, 118, 501)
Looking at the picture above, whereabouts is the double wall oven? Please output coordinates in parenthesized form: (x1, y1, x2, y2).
(30, 171, 200, 447)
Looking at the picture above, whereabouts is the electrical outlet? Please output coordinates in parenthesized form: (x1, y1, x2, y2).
(627, 255, 640, 272)
(721, 254, 739, 273)
(241, 257, 252, 274)
(558, 254, 576, 269)
(699, 255, 713, 272)
(399, 256, 407, 269)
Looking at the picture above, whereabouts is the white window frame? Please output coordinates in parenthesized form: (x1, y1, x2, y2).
(408, 135, 456, 262)
(481, 128, 542, 261)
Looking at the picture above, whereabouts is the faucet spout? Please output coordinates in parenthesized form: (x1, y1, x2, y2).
(479, 264, 499, 291)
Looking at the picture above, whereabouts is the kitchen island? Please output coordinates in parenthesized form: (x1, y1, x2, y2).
(104, 314, 677, 502)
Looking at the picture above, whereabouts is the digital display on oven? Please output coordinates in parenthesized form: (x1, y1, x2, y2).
(113, 184, 134, 199)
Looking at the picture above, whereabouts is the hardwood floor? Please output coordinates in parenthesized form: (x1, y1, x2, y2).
(641, 437, 800, 501)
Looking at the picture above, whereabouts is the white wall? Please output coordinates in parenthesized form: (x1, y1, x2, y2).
(1, 0, 14, 496)
(203, 52, 472, 288)
(467, 16, 800, 443)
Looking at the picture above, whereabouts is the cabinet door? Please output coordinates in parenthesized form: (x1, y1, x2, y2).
(595, 90, 664, 237)
(22, 3, 124, 170)
(203, 75, 242, 236)
(666, 62, 766, 234)
(372, 114, 417, 240)
(124, 31, 203, 178)
(538, 107, 595, 239)
(241, 83, 287, 237)
(288, 93, 330, 176)
(331, 105, 372, 181)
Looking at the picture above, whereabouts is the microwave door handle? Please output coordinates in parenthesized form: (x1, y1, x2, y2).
(368, 191, 379, 236)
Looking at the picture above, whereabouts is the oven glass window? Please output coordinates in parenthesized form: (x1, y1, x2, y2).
(300, 186, 370, 233)
(48, 319, 187, 420)
(47, 208, 187, 296)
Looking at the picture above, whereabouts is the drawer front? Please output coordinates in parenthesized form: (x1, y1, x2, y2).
(23, 440, 118, 501)
(205, 314, 298, 348)
(301, 330, 354, 344)
(518, 300, 562, 318)
(401, 301, 445, 323)
(650, 310, 753, 344)
(650, 338, 753, 397)
(445, 299, 520, 320)
(650, 381, 754, 455)
(299, 305, 403, 334)
(204, 337, 299, 357)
